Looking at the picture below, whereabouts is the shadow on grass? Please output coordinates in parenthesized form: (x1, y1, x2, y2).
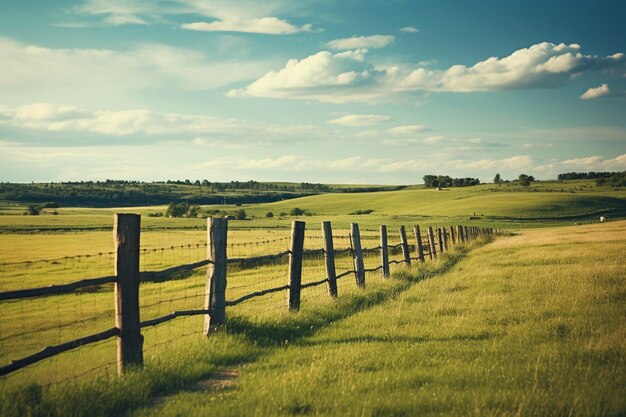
(224, 242, 476, 348)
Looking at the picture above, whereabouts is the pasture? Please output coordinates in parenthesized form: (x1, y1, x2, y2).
(0, 182, 625, 416)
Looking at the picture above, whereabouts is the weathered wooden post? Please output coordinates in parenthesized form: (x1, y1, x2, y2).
(288, 221, 306, 311)
(428, 226, 437, 259)
(413, 225, 425, 262)
(464, 226, 470, 242)
(351, 223, 366, 288)
(437, 227, 444, 253)
(204, 217, 228, 335)
(115, 213, 143, 374)
(450, 226, 457, 245)
(457, 225, 464, 243)
(380, 225, 390, 278)
(322, 221, 338, 297)
(400, 225, 411, 265)
(442, 227, 449, 251)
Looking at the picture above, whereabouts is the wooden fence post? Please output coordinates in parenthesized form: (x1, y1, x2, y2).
(288, 221, 306, 311)
(450, 226, 457, 245)
(204, 217, 228, 335)
(428, 226, 437, 259)
(322, 221, 338, 297)
(457, 225, 464, 243)
(380, 225, 390, 278)
(351, 223, 366, 288)
(442, 227, 449, 251)
(437, 227, 444, 253)
(414, 225, 425, 262)
(399, 225, 411, 265)
(114, 213, 143, 375)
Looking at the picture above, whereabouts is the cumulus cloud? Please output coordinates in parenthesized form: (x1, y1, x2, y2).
(326, 35, 395, 50)
(580, 83, 610, 100)
(328, 114, 392, 127)
(232, 42, 625, 103)
(228, 49, 391, 103)
(402, 42, 624, 92)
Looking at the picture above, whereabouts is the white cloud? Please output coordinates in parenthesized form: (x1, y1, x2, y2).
(328, 114, 392, 127)
(72, 0, 313, 34)
(0, 103, 320, 145)
(228, 49, 390, 103)
(400, 26, 419, 33)
(182, 18, 311, 35)
(232, 42, 625, 103)
(326, 35, 395, 50)
(0, 37, 273, 105)
(402, 42, 624, 92)
(580, 83, 610, 100)
(386, 125, 428, 135)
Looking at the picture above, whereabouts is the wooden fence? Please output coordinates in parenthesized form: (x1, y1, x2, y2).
(0, 214, 497, 378)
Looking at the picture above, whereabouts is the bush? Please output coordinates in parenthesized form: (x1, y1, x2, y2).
(349, 209, 374, 215)
(235, 209, 247, 220)
(265, 212, 274, 218)
(289, 207, 305, 216)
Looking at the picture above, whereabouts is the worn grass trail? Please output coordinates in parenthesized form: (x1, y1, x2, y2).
(132, 222, 626, 417)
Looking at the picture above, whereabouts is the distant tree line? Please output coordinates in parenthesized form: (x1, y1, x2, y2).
(423, 175, 480, 188)
(595, 171, 626, 187)
(557, 172, 615, 180)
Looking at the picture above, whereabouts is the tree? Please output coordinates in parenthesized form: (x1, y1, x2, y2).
(166, 202, 190, 217)
(265, 212, 274, 218)
(26, 205, 40, 215)
(518, 174, 533, 187)
(289, 207, 305, 216)
(235, 209, 247, 220)
(494, 173, 501, 184)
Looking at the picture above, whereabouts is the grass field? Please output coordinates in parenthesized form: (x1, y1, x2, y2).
(0, 183, 625, 416)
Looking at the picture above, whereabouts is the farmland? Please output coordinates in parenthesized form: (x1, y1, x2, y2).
(0, 180, 625, 417)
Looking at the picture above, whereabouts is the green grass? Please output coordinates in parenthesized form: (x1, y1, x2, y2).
(1, 222, 625, 416)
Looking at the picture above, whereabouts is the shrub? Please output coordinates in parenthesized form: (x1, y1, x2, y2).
(265, 212, 274, 218)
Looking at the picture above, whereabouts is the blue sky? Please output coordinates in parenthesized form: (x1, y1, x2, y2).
(1, 0, 625, 184)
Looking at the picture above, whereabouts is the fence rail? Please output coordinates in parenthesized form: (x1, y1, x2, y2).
(0, 216, 499, 379)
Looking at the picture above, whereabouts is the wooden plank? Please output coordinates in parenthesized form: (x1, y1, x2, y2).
(351, 223, 366, 288)
(322, 221, 338, 297)
(400, 225, 411, 265)
(288, 221, 306, 311)
(204, 217, 228, 335)
(380, 225, 390, 278)
(450, 226, 457, 245)
(458, 225, 465, 243)
(442, 227, 449, 251)
(114, 213, 143, 374)
(413, 225, 425, 262)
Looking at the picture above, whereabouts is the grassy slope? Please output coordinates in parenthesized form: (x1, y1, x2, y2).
(132, 221, 626, 417)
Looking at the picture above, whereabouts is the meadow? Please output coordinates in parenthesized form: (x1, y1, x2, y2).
(0, 181, 624, 416)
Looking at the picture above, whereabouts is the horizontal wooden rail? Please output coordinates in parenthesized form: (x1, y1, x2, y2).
(0, 327, 119, 377)
(336, 269, 356, 280)
(0, 275, 117, 301)
(139, 309, 210, 329)
(301, 278, 329, 289)
(225, 284, 290, 306)
(364, 265, 383, 273)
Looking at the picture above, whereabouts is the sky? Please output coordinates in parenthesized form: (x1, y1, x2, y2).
(0, 0, 625, 184)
